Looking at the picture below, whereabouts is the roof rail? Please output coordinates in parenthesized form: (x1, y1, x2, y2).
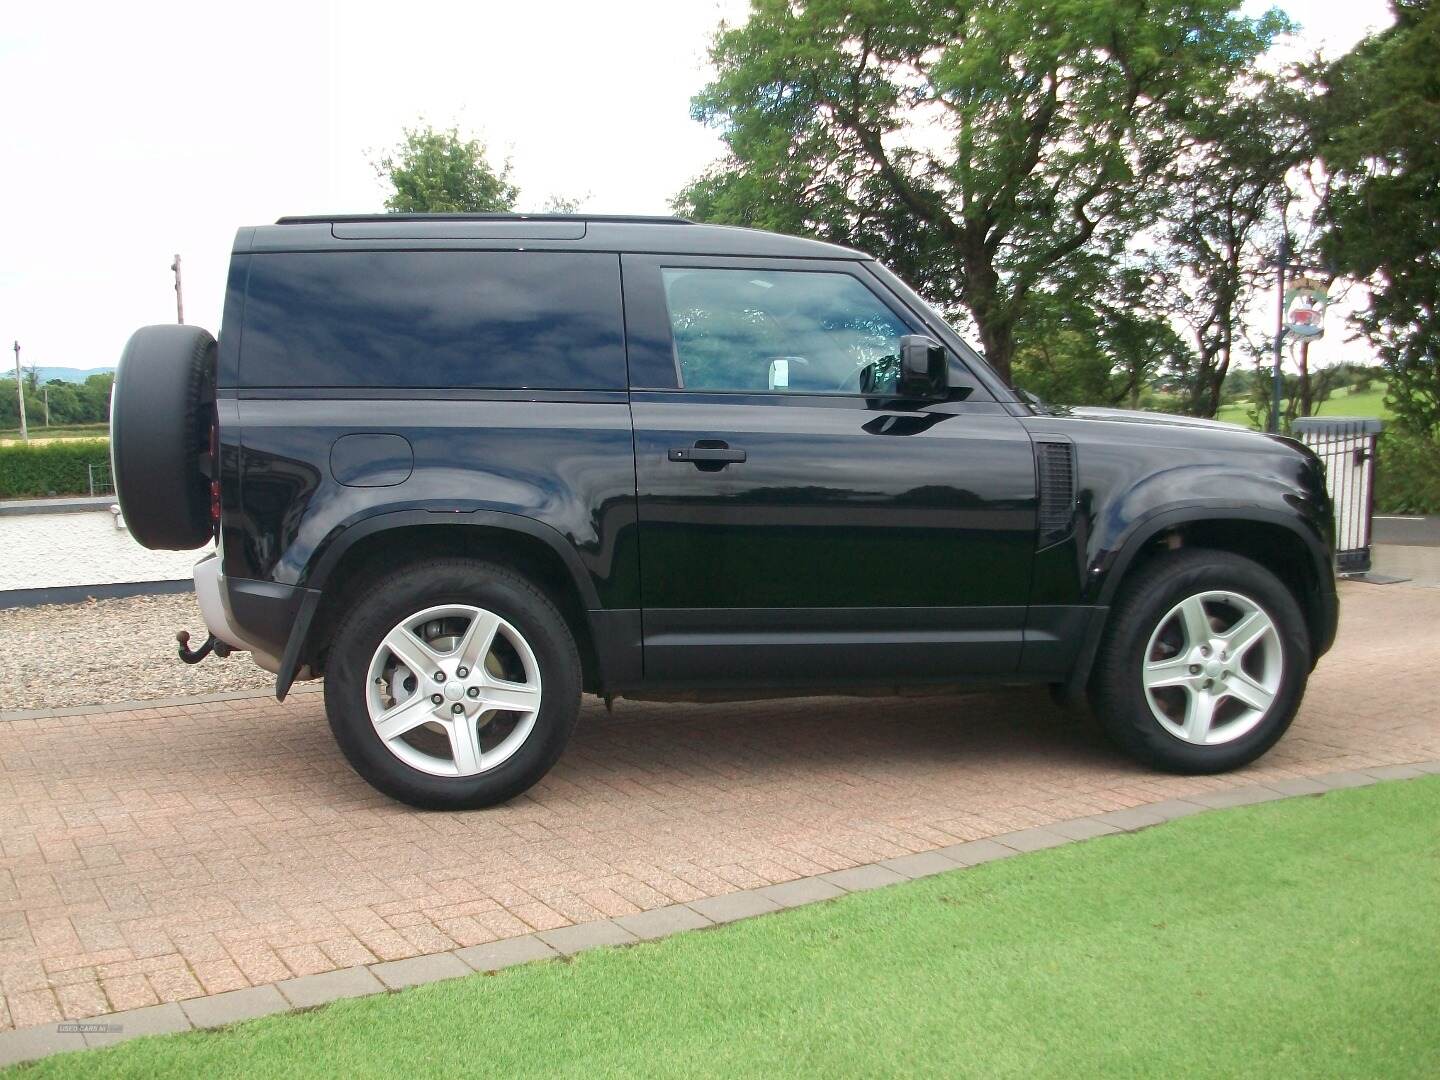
(275, 213, 693, 226)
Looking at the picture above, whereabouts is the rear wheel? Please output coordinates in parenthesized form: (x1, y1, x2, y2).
(324, 558, 581, 809)
(1089, 549, 1310, 774)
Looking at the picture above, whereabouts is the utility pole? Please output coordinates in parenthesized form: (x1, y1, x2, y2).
(1270, 231, 1288, 435)
(43, 385, 50, 426)
(171, 253, 185, 324)
(12, 341, 27, 443)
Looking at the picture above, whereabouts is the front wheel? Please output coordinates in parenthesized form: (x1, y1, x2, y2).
(324, 558, 581, 809)
(1089, 548, 1311, 774)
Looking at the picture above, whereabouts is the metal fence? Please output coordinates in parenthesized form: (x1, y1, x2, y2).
(86, 461, 114, 497)
(1291, 417, 1383, 574)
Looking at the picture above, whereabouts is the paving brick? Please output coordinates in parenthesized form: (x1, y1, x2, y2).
(0, 1025, 89, 1067)
(1262, 776, 1329, 796)
(878, 851, 962, 879)
(275, 966, 384, 1009)
(935, 838, 1021, 866)
(181, 985, 289, 1029)
(369, 952, 471, 990)
(535, 920, 638, 957)
(821, 865, 909, 892)
(1189, 787, 1285, 809)
(82, 1002, 190, 1047)
(1143, 798, 1211, 820)
(1047, 817, 1123, 842)
(758, 878, 847, 908)
(454, 936, 558, 973)
(994, 828, 1071, 853)
(2, 580, 1437, 1032)
(1316, 771, 1380, 790)
(686, 891, 783, 925)
(613, 905, 713, 941)
(1089, 806, 1169, 832)
(1361, 763, 1426, 781)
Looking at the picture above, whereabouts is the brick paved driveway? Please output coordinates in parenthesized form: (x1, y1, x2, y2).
(1, 581, 1436, 1030)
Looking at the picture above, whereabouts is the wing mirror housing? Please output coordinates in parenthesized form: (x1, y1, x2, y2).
(900, 335, 947, 397)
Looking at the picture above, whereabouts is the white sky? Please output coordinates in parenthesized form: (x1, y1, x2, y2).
(0, 0, 1393, 374)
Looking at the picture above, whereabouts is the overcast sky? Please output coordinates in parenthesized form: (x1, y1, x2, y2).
(0, 0, 1393, 375)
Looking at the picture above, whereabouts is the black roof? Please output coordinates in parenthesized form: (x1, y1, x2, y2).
(275, 212, 694, 226)
(242, 213, 867, 261)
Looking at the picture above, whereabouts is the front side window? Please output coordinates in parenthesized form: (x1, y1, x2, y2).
(660, 268, 909, 394)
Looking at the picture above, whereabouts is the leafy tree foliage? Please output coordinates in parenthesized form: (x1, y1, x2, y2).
(374, 124, 518, 213)
(1012, 265, 1188, 407)
(1155, 76, 1310, 417)
(677, 0, 1287, 384)
(1318, 0, 1440, 437)
(0, 372, 112, 430)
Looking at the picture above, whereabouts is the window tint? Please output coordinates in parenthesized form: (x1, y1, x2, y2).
(242, 251, 625, 389)
(661, 268, 909, 394)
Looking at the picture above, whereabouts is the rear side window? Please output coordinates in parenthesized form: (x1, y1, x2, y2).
(240, 251, 625, 389)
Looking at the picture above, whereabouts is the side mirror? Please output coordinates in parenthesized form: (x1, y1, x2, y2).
(900, 335, 947, 397)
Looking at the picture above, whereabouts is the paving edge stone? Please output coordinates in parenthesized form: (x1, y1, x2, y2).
(0, 763, 1435, 1067)
(0, 684, 323, 723)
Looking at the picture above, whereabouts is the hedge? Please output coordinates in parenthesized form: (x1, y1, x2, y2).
(1376, 430, 1440, 515)
(0, 439, 112, 499)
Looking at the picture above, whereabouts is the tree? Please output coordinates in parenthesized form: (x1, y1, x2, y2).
(1155, 76, 1312, 417)
(1012, 264, 1188, 407)
(677, 0, 1288, 384)
(374, 124, 518, 213)
(1246, 357, 1352, 431)
(1318, 0, 1440, 437)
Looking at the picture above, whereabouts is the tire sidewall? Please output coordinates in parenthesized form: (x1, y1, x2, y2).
(325, 561, 580, 809)
(111, 324, 214, 550)
(1098, 552, 1311, 773)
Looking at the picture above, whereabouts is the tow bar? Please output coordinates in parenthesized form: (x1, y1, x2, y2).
(176, 630, 232, 665)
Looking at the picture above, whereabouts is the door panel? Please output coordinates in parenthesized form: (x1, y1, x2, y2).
(622, 255, 1037, 686)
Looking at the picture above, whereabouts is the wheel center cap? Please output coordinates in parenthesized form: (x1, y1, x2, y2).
(1206, 660, 1224, 679)
(444, 681, 465, 701)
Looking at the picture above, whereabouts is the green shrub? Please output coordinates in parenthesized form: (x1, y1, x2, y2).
(1376, 430, 1440, 515)
(0, 439, 111, 498)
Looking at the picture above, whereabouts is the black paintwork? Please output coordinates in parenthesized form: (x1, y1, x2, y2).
(211, 215, 1337, 700)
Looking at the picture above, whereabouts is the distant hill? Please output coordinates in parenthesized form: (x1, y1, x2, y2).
(35, 367, 116, 383)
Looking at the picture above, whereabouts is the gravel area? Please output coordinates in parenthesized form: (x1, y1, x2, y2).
(0, 592, 278, 711)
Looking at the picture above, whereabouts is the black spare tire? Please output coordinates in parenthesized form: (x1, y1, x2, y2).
(110, 324, 215, 550)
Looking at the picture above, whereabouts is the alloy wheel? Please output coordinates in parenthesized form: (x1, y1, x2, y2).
(365, 604, 542, 777)
(1140, 590, 1284, 746)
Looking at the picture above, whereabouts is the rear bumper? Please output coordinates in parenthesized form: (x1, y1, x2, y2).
(193, 555, 305, 675)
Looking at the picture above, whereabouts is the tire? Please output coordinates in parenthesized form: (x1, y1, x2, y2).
(324, 558, 582, 810)
(1089, 548, 1310, 774)
(110, 324, 215, 550)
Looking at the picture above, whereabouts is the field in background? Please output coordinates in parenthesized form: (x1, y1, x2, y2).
(1216, 383, 1393, 429)
(0, 423, 109, 446)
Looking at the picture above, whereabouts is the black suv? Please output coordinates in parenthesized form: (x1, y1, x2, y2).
(111, 214, 1338, 809)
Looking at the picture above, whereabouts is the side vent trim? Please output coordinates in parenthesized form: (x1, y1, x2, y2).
(1035, 437, 1077, 547)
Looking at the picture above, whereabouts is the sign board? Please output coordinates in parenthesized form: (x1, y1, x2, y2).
(1284, 276, 1329, 339)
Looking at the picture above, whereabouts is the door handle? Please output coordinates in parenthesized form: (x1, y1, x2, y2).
(668, 445, 746, 465)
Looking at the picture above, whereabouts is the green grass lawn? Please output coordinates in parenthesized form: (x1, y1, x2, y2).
(1217, 383, 1394, 429)
(15, 778, 1438, 1079)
